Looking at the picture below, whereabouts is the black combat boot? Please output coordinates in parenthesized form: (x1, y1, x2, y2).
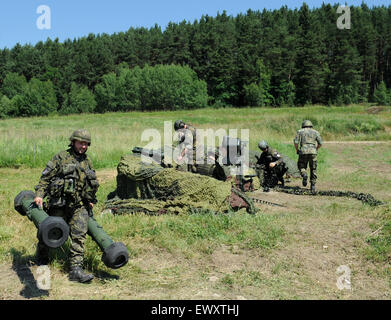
(311, 183, 316, 194)
(279, 177, 285, 187)
(69, 266, 94, 283)
(302, 173, 308, 187)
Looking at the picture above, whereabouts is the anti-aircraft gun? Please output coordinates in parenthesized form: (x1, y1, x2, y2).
(14, 190, 129, 269)
(218, 136, 257, 192)
(132, 139, 257, 192)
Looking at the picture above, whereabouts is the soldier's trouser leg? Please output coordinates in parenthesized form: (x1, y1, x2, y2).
(308, 154, 318, 185)
(36, 207, 68, 264)
(36, 240, 50, 264)
(68, 206, 89, 268)
(275, 163, 288, 184)
(297, 155, 309, 178)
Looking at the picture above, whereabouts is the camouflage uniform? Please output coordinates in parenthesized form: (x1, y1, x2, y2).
(178, 125, 203, 173)
(34, 147, 99, 268)
(256, 148, 287, 188)
(294, 126, 323, 185)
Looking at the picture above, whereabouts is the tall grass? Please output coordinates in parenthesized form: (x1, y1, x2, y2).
(0, 105, 390, 169)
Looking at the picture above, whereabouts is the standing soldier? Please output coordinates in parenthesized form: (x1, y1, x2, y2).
(174, 120, 202, 173)
(256, 140, 288, 192)
(294, 120, 323, 193)
(34, 129, 99, 283)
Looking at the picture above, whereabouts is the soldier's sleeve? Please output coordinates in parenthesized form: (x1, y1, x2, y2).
(272, 150, 283, 165)
(183, 129, 193, 150)
(85, 158, 100, 204)
(34, 155, 61, 199)
(316, 131, 323, 146)
(256, 152, 267, 166)
(293, 130, 300, 145)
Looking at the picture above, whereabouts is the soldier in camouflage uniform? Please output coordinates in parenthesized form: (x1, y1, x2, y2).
(294, 120, 323, 193)
(174, 120, 202, 173)
(34, 129, 99, 283)
(256, 140, 288, 192)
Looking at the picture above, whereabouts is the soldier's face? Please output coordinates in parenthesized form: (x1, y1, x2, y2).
(73, 140, 89, 155)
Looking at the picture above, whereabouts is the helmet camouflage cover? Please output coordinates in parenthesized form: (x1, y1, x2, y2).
(70, 129, 91, 145)
(174, 120, 185, 131)
(258, 140, 269, 151)
(302, 120, 313, 128)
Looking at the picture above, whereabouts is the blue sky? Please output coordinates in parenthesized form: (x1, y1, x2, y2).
(0, 0, 387, 49)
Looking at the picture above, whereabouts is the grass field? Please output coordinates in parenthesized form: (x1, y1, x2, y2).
(0, 104, 390, 300)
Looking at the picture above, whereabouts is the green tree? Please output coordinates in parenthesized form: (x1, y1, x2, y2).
(294, 3, 326, 105)
(94, 66, 141, 113)
(60, 82, 97, 114)
(1, 72, 28, 98)
(243, 59, 273, 106)
(138, 64, 208, 110)
(12, 78, 57, 117)
(373, 81, 390, 105)
(0, 94, 13, 118)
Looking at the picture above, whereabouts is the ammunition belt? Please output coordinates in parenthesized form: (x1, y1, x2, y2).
(273, 186, 385, 207)
(250, 197, 286, 208)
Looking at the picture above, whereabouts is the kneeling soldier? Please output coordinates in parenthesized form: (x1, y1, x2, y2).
(256, 140, 288, 192)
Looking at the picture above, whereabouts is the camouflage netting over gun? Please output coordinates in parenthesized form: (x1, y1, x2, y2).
(104, 154, 258, 215)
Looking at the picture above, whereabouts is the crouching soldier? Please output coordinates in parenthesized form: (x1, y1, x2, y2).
(256, 140, 288, 192)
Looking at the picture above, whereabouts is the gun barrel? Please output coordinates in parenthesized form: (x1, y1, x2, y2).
(88, 216, 129, 269)
(14, 191, 69, 248)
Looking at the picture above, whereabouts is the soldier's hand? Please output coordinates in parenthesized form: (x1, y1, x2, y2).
(269, 162, 276, 168)
(89, 203, 94, 209)
(34, 197, 43, 209)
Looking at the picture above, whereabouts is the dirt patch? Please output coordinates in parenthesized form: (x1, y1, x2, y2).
(96, 169, 117, 184)
(366, 106, 385, 114)
(273, 211, 391, 299)
(0, 262, 51, 300)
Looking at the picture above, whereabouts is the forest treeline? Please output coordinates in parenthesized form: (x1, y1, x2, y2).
(1, 2, 391, 118)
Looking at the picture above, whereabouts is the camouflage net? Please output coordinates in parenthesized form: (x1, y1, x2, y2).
(105, 154, 257, 215)
(273, 186, 385, 207)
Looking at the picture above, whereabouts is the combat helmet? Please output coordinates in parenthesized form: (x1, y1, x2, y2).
(302, 120, 313, 128)
(258, 140, 269, 151)
(174, 120, 185, 131)
(70, 129, 91, 146)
